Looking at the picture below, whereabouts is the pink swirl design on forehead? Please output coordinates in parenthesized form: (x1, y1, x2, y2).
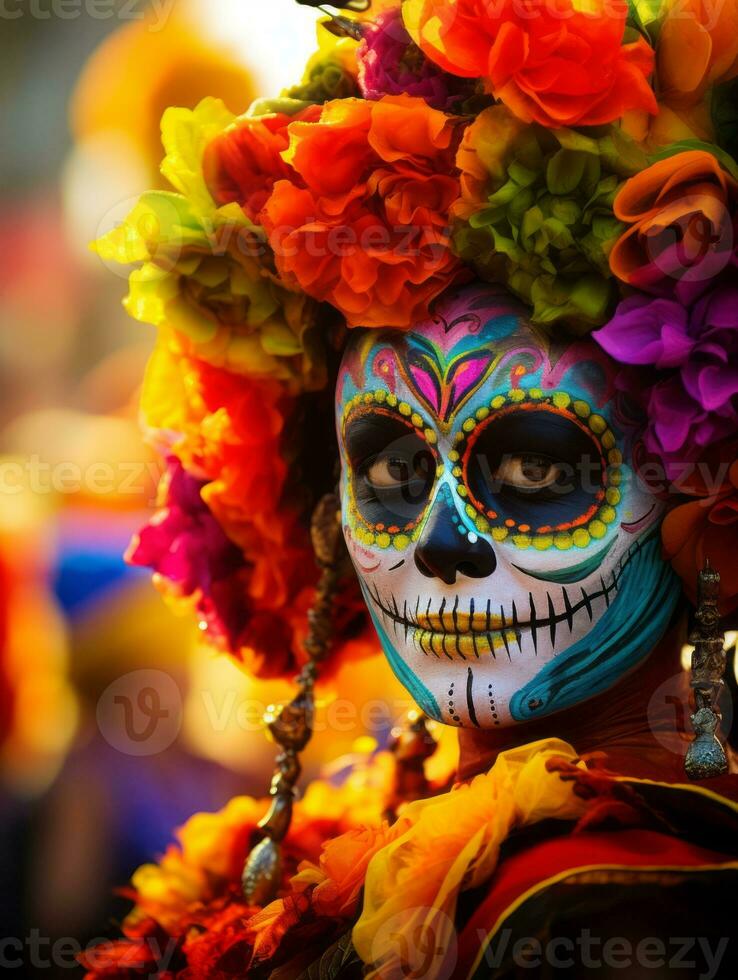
(423, 291, 525, 353)
(494, 346, 547, 388)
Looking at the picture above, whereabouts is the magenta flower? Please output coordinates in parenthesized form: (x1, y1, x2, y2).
(357, 8, 471, 110)
(127, 458, 250, 649)
(594, 286, 738, 475)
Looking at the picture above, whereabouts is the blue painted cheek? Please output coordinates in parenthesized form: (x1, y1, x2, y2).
(509, 531, 681, 721)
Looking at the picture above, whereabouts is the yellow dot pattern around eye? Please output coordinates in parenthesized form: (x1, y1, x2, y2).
(452, 390, 623, 551)
(341, 390, 437, 549)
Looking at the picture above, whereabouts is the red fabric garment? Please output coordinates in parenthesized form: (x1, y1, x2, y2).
(456, 827, 738, 979)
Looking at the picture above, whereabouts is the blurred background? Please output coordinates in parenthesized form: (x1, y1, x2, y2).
(0, 2, 438, 974)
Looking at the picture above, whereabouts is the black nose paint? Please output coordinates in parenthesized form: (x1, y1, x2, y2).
(414, 486, 496, 585)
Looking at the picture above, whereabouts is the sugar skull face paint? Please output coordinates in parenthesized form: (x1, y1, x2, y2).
(336, 284, 681, 728)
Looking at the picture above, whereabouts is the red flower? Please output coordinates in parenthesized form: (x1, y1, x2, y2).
(260, 95, 465, 329)
(180, 898, 255, 980)
(403, 0, 657, 128)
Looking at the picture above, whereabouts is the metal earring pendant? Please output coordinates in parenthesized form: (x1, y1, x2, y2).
(241, 493, 345, 904)
(684, 560, 729, 780)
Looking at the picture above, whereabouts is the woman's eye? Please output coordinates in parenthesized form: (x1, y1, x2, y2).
(366, 455, 409, 488)
(366, 451, 433, 490)
(493, 453, 563, 490)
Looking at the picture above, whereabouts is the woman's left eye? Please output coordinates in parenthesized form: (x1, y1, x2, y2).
(493, 453, 563, 490)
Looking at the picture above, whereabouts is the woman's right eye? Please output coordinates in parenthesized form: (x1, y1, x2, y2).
(365, 450, 432, 490)
(366, 455, 409, 488)
(344, 411, 437, 525)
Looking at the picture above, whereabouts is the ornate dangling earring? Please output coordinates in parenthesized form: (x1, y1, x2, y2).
(684, 560, 729, 780)
(241, 492, 345, 904)
(384, 711, 437, 822)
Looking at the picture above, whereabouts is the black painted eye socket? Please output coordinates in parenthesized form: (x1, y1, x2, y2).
(464, 410, 605, 528)
(344, 410, 436, 528)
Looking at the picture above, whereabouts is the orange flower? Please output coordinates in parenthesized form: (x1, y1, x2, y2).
(658, 0, 738, 107)
(623, 0, 738, 150)
(609, 150, 738, 302)
(204, 106, 322, 223)
(662, 458, 738, 615)
(311, 821, 405, 919)
(137, 343, 326, 676)
(141, 344, 303, 583)
(261, 95, 464, 329)
(403, 0, 657, 128)
(248, 819, 404, 964)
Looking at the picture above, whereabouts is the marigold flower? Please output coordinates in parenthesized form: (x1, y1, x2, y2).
(249, 817, 405, 962)
(133, 345, 325, 677)
(353, 739, 585, 974)
(402, 0, 657, 128)
(261, 95, 465, 329)
(78, 772, 395, 978)
(204, 106, 321, 222)
(609, 149, 738, 306)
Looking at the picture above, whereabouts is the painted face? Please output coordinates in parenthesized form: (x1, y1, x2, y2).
(336, 284, 681, 729)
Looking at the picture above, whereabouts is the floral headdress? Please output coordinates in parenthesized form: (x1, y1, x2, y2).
(95, 0, 738, 686)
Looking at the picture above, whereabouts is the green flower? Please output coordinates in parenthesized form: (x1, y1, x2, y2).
(286, 56, 358, 103)
(453, 106, 648, 332)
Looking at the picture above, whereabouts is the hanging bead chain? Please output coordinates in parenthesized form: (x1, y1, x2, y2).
(685, 560, 729, 780)
(242, 493, 345, 904)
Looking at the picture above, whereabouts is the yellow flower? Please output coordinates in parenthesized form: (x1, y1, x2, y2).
(352, 739, 586, 976)
(93, 98, 324, 389)
(129, 795, 267, 932)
